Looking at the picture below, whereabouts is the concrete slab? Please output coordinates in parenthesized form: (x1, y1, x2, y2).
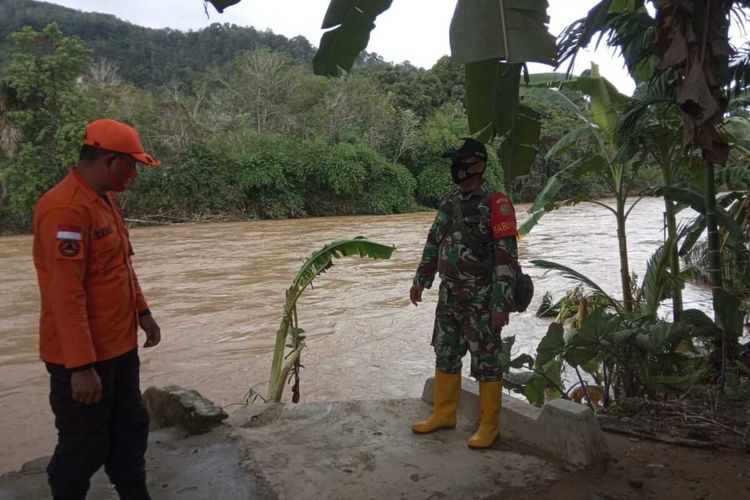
(0, 428, 271, 500)
(232, 398, 564, 500)
(3, 387, 604, 499)
(422, 377, 609, 467)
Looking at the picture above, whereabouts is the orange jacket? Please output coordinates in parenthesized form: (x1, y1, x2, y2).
(33, 169, 149, 368)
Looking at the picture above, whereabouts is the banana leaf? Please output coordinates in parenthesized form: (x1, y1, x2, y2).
(501, 104, 542, 180)
(544, 126, 594, 161)
(449, 0, 556, 66)
(313, 0, 393, 76)
(518, 155, 608, 235)
(464, 60, 521, 142)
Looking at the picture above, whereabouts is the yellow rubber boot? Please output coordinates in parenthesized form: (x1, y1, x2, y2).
(411, 370, 461, 433)
(467, 380, 503, 449)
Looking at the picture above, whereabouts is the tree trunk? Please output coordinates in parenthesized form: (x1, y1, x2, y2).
(705, 160, 723, 303)
(704, 159, 729, 393)
(664, 195, 683, 321)
(616, 199, 634, 311)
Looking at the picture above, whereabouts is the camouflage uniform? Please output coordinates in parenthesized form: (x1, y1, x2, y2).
(414, 184, 518, 382)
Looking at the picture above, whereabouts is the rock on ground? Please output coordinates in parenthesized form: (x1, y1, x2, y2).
(143, 385, 228, 435)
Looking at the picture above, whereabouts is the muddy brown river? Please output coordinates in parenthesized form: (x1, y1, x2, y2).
(0, 197, 712, 473)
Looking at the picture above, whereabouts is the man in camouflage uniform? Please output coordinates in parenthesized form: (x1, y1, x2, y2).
(410, 137, 518, 449)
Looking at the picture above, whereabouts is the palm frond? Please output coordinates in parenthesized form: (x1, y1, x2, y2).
(729, 40, 750, 95)
(530, 259, 622, 312)
(556, 0, 616, 73)
(716, 166, 750, 189)
(642, 235, 680, 318)
(556, 0, 653, 80)
(619, 72, 677, 135)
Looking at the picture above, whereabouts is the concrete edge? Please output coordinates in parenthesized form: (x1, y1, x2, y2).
(421, 377, 609, 467)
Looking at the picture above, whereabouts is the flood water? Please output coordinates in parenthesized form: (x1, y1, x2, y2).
(0, 197, 712, 473)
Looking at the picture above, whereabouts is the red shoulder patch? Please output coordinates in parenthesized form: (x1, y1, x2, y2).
(490, 192, 517, 239)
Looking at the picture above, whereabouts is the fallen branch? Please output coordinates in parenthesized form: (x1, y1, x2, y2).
(683, 414, 747, 437)
(599, 423, 719, 450)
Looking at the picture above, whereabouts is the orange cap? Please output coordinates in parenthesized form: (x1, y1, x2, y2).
(83, 118, 161, 167)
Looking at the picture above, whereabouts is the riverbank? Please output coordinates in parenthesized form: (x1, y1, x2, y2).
(2, 383, 748, 500)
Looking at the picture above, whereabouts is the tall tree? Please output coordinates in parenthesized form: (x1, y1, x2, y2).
(0, 23, 94, 229)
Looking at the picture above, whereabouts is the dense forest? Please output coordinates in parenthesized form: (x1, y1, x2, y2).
(0, 0, 659, 232)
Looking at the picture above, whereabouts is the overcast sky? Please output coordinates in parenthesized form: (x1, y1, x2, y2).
(40, 1, 649, 94)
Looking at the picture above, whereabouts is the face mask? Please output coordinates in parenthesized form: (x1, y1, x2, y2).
(451, 159, 481, 184)
(106, 157, 138, 192)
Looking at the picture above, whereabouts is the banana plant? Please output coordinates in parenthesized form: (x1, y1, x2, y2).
(522, 64, 641, 311)
(266, 237, 395, 403)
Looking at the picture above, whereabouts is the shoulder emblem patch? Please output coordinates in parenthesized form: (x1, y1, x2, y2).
(58, 240, 81, 257)
(55, 224, 83, 259)
(490, 193, 517, 239)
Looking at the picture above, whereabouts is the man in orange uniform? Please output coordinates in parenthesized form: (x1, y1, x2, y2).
(33, 118, 162, 500)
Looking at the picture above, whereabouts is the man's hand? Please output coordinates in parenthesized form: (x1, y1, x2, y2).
(140, 314, 161, 348)
(491, 311, 509, 333)
(410, 284, 424, 306)
(71, 367, 102, 405)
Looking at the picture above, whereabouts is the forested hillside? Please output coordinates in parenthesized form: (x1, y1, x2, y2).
(0, 0, 654, 233)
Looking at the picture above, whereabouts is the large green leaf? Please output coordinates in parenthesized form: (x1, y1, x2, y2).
(544, 126, 594, 160)
(313, 0, 393, 76)
(517, 175, 562, 236)
(566, 309, 622, 365)
(660, 185, 744, 241)
(535, 322, 565, 367)
(501, 104, 542, 180)
(464, 63, 544, 181)
(533, 64, 628, 141)
(291, 236, 395, 301)
(562, 64, 629, 139)
(449, 0, 556, 65)
(517, 155, 607, 235)
(465, 60, 521, 141)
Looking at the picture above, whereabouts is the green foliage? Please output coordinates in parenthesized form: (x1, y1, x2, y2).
(0, 22, 95, 230)
(123, 135, 417, 223)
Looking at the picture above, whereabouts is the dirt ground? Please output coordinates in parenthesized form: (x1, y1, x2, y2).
(498, 431, 750, 500)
